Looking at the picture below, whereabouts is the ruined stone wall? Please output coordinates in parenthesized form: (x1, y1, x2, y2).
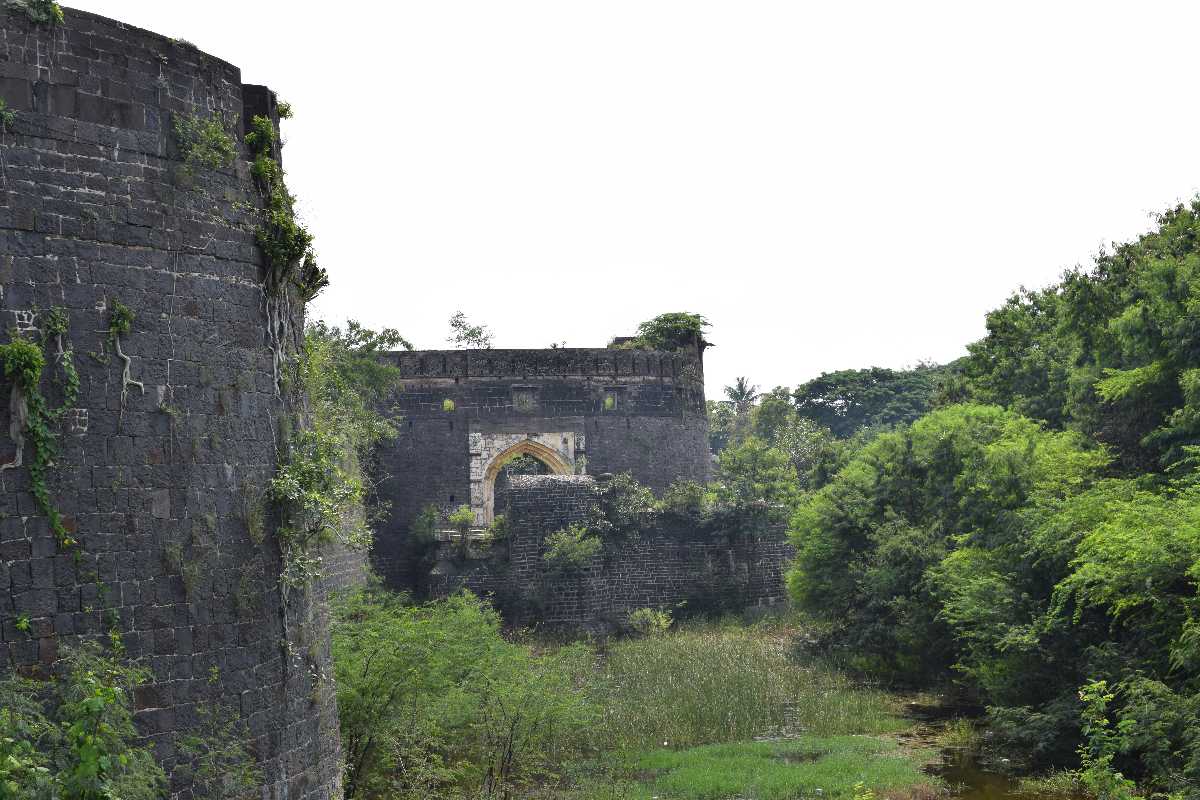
(0, 8, 340, 798)
(436, 476, 792, 631)
(373, 347, 710, 591)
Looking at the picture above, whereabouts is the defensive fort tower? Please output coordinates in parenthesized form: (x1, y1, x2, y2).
(371, 342, 711, 590)
(0, 7, 341, 798)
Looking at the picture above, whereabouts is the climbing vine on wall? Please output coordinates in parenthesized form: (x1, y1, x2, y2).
(269, 426, 368, 590)
(0, 308, 82, 550)
(244, 111, 328, 393)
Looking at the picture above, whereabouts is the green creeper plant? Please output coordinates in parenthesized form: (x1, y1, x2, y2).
(0, 311, 81, 550)
(0, 98, 15, 133)
(244, 112, 327, 392)
(6, 0, 63, 25)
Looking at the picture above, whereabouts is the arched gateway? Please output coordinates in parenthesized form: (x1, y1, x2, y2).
(478, 438, 574, 524)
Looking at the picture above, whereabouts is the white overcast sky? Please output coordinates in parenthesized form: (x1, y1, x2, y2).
(75, 1, 1200, 398)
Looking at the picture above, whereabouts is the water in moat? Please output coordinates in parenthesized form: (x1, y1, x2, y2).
(902, 700, 1079, 800)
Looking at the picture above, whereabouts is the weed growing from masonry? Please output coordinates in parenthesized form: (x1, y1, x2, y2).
(105, 298, 143, 415)
(173, 112, 238, 176)
(542, 524, 601, 574)
(177, 701, 263, 799)
(612, 312, 710, 352)
(6, 0, 64, 25)
(0, 98, 15, 132)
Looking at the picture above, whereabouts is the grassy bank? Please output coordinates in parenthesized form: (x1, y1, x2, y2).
(332, 590, 939, 799)
(567, 621, 937, 800)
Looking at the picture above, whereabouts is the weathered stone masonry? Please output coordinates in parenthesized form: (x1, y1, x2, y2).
(0, 8, 340, 799)
(371, 345, 711, 591)
(436, 475, 793, 631)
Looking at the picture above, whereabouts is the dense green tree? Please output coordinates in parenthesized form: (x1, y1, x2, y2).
(706, 399, 738, 454)
(788, 404, 1107, 681)
(715, 437, 801, 526)
(792, 364, 946, 438)
(749, 389, 836, 490)
(965, 200, 1200, 472)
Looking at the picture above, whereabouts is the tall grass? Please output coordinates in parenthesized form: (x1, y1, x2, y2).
(593, 623, 903, 751)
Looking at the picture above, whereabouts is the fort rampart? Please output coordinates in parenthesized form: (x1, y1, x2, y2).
(433, 475, 793, 630)
(371, 345, 712, 591)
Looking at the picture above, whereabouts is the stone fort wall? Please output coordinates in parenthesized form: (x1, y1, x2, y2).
(434, 475, 793, 630)
(371, 346, 711, 591)
(0, 7, 340, 798)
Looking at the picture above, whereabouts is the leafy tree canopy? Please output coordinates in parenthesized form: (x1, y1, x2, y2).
(792, 364, 948, 438)
(964, 199, 1200, 472)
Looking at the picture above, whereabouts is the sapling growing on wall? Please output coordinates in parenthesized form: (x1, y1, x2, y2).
(447, 311, 493, 349)
(173, 112, 238, 176)
(542, 524, 601, 573)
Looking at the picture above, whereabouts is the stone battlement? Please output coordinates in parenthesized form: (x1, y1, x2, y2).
(383, 347, 703, 383)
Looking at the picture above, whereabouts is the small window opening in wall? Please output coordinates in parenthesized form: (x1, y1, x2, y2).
(408, 419, 413, 428)
(449, 494, 455, 503)
(449, 419, 454, 431)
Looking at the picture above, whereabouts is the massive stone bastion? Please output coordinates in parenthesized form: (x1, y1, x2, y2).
(0, 7, 341, 798)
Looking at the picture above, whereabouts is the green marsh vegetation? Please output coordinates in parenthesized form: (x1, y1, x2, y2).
(331, 588, 938, 800)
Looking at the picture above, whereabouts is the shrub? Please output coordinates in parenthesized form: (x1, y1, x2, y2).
(173, 112, 237, 175)
(543, 525, 601, 573)
(448, 504, 474, 533)
(659, 480, 710, 520)
(627, 607, 672, 637)
(332, 588, 595, 799)
(7, 0, 64, 25)
(0, 643, 166, 799)
(590, 473, 658, 539)
(615, 312, 709, 352)
(487, 513, 510, 542)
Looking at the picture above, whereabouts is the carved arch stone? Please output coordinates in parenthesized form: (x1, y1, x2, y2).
(479, 438, 573, 524)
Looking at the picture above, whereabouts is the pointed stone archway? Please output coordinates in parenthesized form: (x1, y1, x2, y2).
(474, 436, 576, 524)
